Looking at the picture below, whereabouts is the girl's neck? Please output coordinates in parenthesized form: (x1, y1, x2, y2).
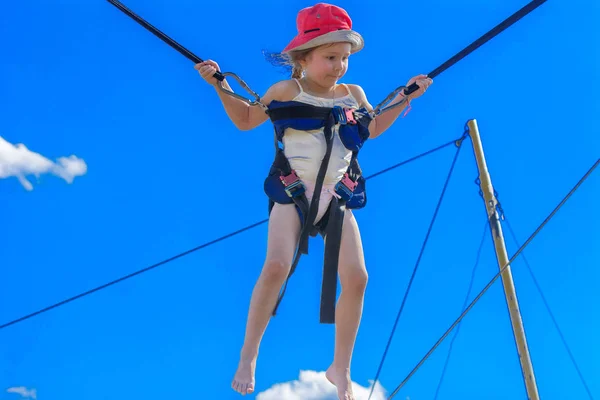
(300, 76, 337, 97)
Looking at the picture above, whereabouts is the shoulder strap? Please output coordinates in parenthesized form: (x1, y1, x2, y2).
(292, 78, 304, 93)
(341, 83, 361, 108)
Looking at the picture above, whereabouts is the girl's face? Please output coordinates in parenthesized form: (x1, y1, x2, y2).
(302, 42, 351, 85)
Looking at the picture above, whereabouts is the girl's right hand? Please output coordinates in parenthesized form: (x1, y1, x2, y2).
(195, 60, 221, 86)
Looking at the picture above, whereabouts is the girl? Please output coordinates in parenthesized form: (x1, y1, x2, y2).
(196, 3, 432, 399)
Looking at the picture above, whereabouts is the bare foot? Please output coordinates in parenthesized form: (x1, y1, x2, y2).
(231, 357, 256, 395)
(326, 365, 355, 400)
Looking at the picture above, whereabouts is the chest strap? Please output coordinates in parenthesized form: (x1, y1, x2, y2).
(267, 103, 332, 121)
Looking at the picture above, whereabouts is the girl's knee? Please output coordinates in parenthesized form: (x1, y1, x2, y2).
(341, 266, 368, 293)
(261, 259, 291, 284)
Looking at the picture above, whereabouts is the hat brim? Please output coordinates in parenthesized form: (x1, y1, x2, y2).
(283, 29, 364, 54)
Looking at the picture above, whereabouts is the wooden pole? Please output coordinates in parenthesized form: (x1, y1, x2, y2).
(467, 119, 540, 400)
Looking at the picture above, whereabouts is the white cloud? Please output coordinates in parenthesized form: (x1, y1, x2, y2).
(0, 136, 87, 191)
(256, 370, 387, 400)
(6, 386, 37, 399)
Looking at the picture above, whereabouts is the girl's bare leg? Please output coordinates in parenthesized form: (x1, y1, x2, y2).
(325, 210, 368, 400)
(231, 203, 301, 395)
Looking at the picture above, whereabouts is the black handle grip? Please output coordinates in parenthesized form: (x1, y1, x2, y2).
(107, 0, 224, 81)
(403, 82, 420, 96)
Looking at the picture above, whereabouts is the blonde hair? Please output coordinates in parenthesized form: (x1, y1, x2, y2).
(263, 47, 318, 79)
(288, 48, 314, 79)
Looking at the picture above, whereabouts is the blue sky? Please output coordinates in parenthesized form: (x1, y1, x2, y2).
(1, 0, 598, 399)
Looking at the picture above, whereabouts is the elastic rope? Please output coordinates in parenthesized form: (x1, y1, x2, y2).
(433, 220, 489, 399)
(505, 219, 595, 400)
(365, 138, 458, 181)
(367, 135, 466, 400)
(0, 138, 459, 331)
(427, 0, 548, 79)
(0, 219, 268, 330)
(386, 157, 599, 399)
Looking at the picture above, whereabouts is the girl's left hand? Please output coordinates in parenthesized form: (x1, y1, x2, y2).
(405, 74, 433, 99)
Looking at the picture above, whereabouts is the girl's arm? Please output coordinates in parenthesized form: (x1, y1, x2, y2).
(211, 77, 266, 131)
(196, 61, 295, 131)
(349, 74, 432, 139)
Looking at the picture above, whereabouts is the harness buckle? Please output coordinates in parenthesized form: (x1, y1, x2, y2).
(334, 173, 358, 201)
(332, 106, 357, 125)
(332, 106, 347, 125)
(344, 108, 357, 125)
(280, 170, 306, 198)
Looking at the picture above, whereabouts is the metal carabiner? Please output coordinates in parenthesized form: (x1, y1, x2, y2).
(369, 85, 410, 118)
(217, 72, 268, 111)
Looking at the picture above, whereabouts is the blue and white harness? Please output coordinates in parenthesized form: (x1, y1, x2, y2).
(264, 100, 372, 324)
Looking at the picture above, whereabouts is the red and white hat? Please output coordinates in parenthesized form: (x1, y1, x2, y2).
(282, 3, 364, 54)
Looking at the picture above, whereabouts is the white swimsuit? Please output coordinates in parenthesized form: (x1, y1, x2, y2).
(281, 79, 361, 222)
